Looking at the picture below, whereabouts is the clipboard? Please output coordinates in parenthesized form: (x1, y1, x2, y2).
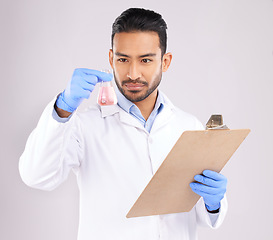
(126, 120, 250, 218)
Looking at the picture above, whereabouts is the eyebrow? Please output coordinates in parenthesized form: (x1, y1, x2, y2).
(115, 52, 157, 58)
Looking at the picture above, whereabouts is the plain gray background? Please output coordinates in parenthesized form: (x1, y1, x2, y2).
(1, 0, 273, 239)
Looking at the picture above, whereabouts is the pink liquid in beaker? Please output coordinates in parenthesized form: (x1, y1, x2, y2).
(97, 85, 117, 106)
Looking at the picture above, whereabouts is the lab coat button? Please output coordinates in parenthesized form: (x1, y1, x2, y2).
(149, 138, 153, 144)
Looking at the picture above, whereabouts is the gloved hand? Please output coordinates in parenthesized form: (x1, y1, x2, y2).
(56, 68, 113, 112)
(190, 170, 227, 212)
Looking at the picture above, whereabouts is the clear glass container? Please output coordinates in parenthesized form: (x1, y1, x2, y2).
(97, 71, 117, 106)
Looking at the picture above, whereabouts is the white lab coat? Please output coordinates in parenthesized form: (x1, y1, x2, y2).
(19, 92, 227, 240)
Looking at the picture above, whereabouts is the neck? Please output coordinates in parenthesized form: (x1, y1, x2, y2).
(133, 90, 158, 121)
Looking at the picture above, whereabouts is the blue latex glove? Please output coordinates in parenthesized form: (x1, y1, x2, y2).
(190, 170, 227, 211)
(56, 68, 113, 112)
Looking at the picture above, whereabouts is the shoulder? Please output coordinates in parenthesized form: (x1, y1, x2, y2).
(77, 104, 101, 118)
(75, 104, 108, 126)
(173, 107, 204, 130)
(160, 91, 204, 130)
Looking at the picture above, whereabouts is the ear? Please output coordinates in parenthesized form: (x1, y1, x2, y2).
(162, 52, 172, 72)
(109, 49, 114, 69)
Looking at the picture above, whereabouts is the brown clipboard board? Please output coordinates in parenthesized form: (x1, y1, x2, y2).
(126, 129, 250, 218)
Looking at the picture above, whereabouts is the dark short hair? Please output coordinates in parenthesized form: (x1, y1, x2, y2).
(111, 8, 168, 56)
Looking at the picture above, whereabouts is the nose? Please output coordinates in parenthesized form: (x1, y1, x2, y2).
(127, 62, 142, 80)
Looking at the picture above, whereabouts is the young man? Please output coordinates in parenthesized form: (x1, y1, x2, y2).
(19, 8, 227, 240)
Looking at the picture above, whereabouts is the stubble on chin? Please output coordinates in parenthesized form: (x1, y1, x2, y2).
(113, 71, 162, 103)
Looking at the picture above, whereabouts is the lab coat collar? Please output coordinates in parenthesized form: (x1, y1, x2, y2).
(100, 103, 143, 129)
(159, 91, 175, 110)
(99, 90, 176, 130)
(100, 104, 120, 118)
(150, 92, 176, 133)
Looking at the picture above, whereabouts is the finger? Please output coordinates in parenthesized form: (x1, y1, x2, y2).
(203, 170, 227, 182)
(71, 76, 97, 91)
(80, 89, 92, 99)
(82, 74, 99, 85)
(194, 175, 221, 188)
(77, 77, 97, 91)
(75, 68, 113, 82)
(190, 182, 222, 195)
(191, 186, 210, 198)
(72, 72, 99, 86)
(190, 187, 223, 204)
(72, 85, 93, 99)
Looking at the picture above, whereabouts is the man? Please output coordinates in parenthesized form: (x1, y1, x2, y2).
(19, 8, 227, 240)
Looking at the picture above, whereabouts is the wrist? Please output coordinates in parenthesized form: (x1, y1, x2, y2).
(56, 92, 76, 113)
(54, 100, 73, 118)
(206, 207, 220, 214)
(205, 203, 220, 213)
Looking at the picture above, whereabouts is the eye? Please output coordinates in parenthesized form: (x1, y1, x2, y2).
(141, 59, 152, 63)
(117, 58, 128, 63)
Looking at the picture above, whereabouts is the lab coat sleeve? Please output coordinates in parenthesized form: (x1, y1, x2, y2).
(19, 98, 83, 191)
(195, 194, 228, 228)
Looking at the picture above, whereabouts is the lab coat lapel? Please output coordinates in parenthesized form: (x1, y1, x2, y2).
(151, 104, 175, 133)
(118, 108, 145, 130)
(100, 104, 145, 130)
(99, 91, 177, 132)
(150, 92, 176, 133)
(100, 104, 120, 118)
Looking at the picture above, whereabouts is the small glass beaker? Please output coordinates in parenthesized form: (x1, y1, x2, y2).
(97, 73, 117, 106)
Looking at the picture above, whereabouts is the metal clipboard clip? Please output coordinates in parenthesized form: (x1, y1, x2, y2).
(206, 115, 229, 130)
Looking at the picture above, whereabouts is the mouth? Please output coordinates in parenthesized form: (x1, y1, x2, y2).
(122, 80, 147, 92)
(124, 83, 145, 91)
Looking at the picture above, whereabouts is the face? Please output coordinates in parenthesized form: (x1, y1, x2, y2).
(109, 31, 172, 103)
